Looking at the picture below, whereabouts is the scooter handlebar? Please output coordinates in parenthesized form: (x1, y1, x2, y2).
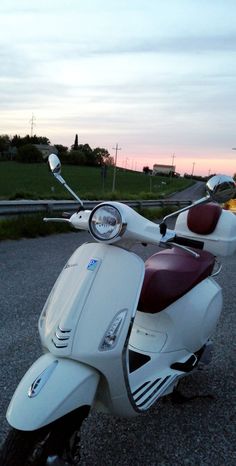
(43, 217, 71, 224)
(43, 210, 91, 231)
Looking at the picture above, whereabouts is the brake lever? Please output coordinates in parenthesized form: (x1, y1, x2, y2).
(167, 242, 200, 258)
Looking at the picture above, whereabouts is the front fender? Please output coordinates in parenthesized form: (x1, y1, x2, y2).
(7, 353, 99, 431)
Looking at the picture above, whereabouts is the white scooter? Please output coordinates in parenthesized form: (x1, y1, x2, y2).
(1, 155, 236, 466)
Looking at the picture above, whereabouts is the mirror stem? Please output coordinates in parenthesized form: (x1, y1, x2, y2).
(162, 195, 210, 224)
(54, 173, 84, 207)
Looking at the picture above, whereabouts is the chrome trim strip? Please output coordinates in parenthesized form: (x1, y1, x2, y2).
(58, 326, 72, 333)
(122, 317, 141, 413)
(121, 266, 146, 413)
(55, 331, 70, 341)
(52, 338, 68, 348)
(28, 360, 58, 398)
(211, 259, 222, 277)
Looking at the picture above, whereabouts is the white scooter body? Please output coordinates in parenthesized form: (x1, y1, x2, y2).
(6, 169, 236, 432)
(7, 230, 222, 429)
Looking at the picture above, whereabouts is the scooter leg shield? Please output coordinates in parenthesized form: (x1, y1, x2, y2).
(6, 353, 99, 431)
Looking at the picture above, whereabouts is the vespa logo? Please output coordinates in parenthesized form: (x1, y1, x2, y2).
(28, 360, 58, 398)
(87, 258, 99, 271)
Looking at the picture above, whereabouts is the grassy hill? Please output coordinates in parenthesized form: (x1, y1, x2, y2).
(0, 161, 193, 200)
(0, 161, 195, 240)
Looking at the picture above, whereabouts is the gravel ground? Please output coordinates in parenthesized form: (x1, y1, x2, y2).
(0, 229, 236, 465)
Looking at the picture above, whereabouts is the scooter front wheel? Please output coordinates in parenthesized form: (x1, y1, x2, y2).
(0, 406, 90, 466)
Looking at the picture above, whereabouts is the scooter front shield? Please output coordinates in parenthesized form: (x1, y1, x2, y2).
(39, 242, 145, 416)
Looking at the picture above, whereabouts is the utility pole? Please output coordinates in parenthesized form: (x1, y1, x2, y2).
(191, 162, 195, 177)
(149, 171, 153, 193)
(170, 153, 175, 180)
(30, 113, 36, 137)
(171, 153, 175, 167)
(112, 143, 121, 192)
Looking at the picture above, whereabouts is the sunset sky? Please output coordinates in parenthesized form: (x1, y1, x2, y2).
(1, 0, 236, 175)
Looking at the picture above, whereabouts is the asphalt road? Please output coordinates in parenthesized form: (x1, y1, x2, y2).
(0, 225, 235, 465)
(169, 181, 206, 201)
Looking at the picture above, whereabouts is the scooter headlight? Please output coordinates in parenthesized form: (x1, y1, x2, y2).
(89, 204, 126, 242)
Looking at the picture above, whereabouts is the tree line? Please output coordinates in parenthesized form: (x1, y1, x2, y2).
(0, 133, 113, 167)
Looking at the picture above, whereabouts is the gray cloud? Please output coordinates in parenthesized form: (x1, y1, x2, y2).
(0, 79, 69, 110)
(52, 33, 236, 59)
(22, 31, 236, 67)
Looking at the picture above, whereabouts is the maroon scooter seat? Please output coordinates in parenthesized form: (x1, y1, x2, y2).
(138, 247, 215, 313)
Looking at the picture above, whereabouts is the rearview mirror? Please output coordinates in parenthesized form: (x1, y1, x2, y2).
(48, 153, 61, 175)
(47, 153, 84, 206)
(206, 175, 236, 203)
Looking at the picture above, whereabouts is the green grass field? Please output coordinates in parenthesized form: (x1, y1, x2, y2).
(0, 161, 193, 200)
(0, 162, 194, 240)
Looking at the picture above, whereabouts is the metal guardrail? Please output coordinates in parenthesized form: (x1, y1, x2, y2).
(0, 199, 192, 217)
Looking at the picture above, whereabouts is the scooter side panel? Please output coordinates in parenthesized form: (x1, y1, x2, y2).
(132, 277, 222, 354)
(164, 277, 222, 352)
(126, 277, 222, 411)
(6, 353, 99, 430)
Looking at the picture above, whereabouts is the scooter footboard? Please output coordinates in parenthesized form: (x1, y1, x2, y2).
(6, 353, 100, 431)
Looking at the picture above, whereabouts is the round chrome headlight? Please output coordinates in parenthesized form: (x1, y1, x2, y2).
(89, 204, 125, 241)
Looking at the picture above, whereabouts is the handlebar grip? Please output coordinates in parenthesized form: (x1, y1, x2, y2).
(43, 217, 70, 223)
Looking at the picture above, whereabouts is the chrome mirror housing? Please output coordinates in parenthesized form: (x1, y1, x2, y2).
(206, 175, 236, 203)
(47, 154, 84, 206)
(48, 153, 61, 175)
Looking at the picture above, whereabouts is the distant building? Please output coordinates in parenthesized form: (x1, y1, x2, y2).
(34, 144, 58, 160)
(153, 164, 176, 176)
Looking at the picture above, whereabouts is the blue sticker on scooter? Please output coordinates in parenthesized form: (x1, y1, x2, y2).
(87, 259, 99, 271)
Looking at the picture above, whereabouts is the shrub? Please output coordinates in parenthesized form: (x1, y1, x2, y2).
(16, 144, 42, 163)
